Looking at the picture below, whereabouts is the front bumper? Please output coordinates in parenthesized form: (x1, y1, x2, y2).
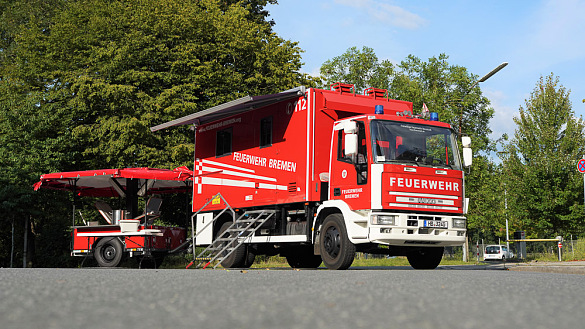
(367, 212, 466, 247)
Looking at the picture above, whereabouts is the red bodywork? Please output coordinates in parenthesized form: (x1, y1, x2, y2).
(191, 87, 463, 215)
(192, 88, 412, 210)
(35, 167, 191, 257)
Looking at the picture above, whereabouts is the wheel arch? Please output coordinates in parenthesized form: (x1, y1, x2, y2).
(314, 200, 369, 244)
(92, 236, 125, 251)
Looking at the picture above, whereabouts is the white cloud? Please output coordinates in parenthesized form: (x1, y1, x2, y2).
(485, 89, 518, 140)
(334, 0, 427, 29)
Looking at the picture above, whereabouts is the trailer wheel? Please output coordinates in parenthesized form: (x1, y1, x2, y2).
(319, 214, 355, 270)
(407, 247, 444, 269)
(216, 221, 246, 268)
(95, 237, 124, 267)
(285, 246, 322, 269)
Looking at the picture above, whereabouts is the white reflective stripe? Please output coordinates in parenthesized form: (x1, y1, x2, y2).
(388, 203, 459, 211)
(389, 191, 459, 200)
(245, 235, 307, 243)
(258, 183, 288, 191)
(202, 159, 255, 173)
(202, 177, 287, 191)
(200, 165, 276, 182)
(371, 164, 383, 209)
(396, 197, 455, 206)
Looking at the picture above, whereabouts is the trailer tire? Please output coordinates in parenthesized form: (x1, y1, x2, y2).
(217, 221, 246, 268)
(407, 247, 444, 269)
(319, 213, 355, 270)
(285, 246, 322, 269)
(95, 237, 124, 267)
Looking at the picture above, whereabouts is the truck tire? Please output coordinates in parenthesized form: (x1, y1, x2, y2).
(285, 246, 322, 269)
(217, 221, 246, 268)
(95, 237, 124, 267)
(407, 247, 444, 269)
(319, 213, 355, 270)
(241, 246, 256, 268)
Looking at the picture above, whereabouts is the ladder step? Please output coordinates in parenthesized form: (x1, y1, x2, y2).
(193, 208, 277, 269)
(227, 228, 253, 232)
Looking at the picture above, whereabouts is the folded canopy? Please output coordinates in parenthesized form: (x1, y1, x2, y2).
(34, 167, 193, 197)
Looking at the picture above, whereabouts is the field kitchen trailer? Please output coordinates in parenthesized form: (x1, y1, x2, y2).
(34, 167, 191, 267)
(151, 83, 472, 270)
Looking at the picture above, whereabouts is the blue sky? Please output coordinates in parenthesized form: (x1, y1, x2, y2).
(266, 0, 585, 141)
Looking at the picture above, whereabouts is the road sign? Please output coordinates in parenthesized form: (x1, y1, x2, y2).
(578, 159, 585, 173)
(558, 242, 563, 249)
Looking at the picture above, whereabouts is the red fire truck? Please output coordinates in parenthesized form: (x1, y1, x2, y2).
(152, 83, 472, 270)
(34, 167, 191, 267)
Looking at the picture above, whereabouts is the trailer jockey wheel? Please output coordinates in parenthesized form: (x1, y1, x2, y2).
(319, 214, 356, 270)
(407, 247, 444, 269)
(95, 237, 124, 267)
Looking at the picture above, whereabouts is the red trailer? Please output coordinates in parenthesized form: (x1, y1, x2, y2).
(34, 167, 191, 267)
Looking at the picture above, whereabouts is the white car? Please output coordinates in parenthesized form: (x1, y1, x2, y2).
(483, 245, 514, 261)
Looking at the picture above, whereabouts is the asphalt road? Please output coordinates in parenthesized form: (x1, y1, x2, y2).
(1, 266, 584, 329)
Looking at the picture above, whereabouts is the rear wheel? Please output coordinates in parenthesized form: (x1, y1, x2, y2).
(285, 246, 322, 269)
(95, 237, 124, 267)
(319, 214, 355, 270)
(216, 221, 246, 268)
(407, 247, 444, 269)
(241, 246, 256, 268)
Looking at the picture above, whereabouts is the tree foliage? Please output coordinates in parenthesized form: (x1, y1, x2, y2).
(503, 74, 585, 238)
(320, 49, 493, 152)
(0, 0, 312, 267)
(320, 46, 394, 93)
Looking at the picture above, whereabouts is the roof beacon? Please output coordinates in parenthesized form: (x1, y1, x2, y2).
(430, 112, 439, 121)
(375, 105, 384, 114)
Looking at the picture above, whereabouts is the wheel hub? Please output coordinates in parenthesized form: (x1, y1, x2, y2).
(323, 226, 340, 258)
(103, 245, 117, 261)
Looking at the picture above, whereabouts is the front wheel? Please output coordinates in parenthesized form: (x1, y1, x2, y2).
(407, 247, 444, 269)
(319, 214, 355, 270)
(95, 237, 124, 267)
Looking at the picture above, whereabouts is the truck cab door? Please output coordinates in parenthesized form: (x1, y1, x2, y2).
(329, 121, 370, 209)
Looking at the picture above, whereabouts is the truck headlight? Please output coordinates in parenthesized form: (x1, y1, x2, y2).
(371, 215, 396, 225)
(453, 219, 466, 229)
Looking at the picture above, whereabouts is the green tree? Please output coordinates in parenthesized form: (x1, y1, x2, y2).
(321, 50, 493, 151)
(320, 46, 394, 93)
(0, 0, 312, 267)
(503, 74, 585, 238)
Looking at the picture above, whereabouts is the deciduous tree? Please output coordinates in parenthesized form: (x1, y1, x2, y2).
(503, 74, 585, 238)
(0, 0, 312, 267)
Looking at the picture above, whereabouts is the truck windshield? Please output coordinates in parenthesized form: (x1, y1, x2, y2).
(370, 120, 461, 170)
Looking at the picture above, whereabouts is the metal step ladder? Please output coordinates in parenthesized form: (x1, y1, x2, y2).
(195, 209, 276, 269)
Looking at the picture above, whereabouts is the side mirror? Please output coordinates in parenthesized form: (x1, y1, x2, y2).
(463, 148, 472, 167)
(461, 136, 472, 167)
(461, 136, 471, 148)
(345, 133, 358, 157)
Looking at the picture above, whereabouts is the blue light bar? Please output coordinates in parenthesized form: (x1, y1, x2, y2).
(430, 112, 439, 121)
(375, 105, 384, 114)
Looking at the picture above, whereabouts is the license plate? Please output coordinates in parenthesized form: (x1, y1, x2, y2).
(423, 220, 448, 229)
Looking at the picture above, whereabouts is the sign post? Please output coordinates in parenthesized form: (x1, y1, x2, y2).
(578, 158, 585, 213)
